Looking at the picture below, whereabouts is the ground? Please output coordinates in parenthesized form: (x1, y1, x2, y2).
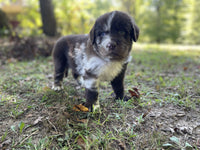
(0, 38, 200, 150)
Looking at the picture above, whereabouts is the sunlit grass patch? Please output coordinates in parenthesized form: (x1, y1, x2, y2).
(127, 44, 200, 110)
(0, 44, 200, 149)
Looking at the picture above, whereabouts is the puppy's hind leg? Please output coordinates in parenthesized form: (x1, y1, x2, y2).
(52, 40, 69, 91)
(53, 57, 68, 90)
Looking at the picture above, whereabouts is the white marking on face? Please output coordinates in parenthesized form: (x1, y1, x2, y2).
(96, 35, 112, 58)
(101, 35, 111, 51)
(104, 11, 116, 31)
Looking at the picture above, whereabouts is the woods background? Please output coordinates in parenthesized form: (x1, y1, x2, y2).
(0, 0, 200, 45)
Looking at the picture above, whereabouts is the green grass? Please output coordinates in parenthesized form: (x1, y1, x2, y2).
(0, 44, 200, 149)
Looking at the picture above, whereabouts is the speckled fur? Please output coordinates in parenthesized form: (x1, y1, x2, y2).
(52, 11, 139, 111)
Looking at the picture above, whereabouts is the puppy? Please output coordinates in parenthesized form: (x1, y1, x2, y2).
(52, 11, 139, 111)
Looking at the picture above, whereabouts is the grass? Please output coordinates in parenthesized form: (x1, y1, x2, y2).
(0, 43, 200, 149)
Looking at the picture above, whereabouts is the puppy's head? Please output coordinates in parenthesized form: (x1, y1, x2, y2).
(89, 11, 139, 61)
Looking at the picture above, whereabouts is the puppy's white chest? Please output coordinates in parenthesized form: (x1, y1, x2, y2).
(85, 57, 123, 81)
(74, 47, 125, 89)
(77, 57, 123, 89)
(98, 61, 123, 81)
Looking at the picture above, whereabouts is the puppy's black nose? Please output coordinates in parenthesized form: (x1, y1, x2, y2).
(106, 42, 116, 50)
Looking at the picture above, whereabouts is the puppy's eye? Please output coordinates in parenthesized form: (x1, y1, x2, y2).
(99, 32, 106, 37)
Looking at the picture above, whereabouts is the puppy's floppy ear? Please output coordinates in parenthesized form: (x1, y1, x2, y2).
(131, 20, 139, 42)
(89, 24, 96, 44)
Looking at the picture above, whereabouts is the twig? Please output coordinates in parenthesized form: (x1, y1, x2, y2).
(20, 129, 38, 145)
(13, 129, 39, 147)
(47, 118, 58, 133)
(102, 115, 110, 126)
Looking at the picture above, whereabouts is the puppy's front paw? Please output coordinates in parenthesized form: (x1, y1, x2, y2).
(83, 100, 101, 113)
(52, 84, 64, 91)
(123, 95, 131, 101)
(92, 99, 101, 113)
(114, 95, 131, 101)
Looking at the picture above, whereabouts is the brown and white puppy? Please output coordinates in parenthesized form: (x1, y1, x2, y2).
(52, 11, 139, 111)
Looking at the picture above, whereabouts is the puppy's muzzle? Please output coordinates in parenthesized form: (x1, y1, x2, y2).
(106, 41, 116, 51)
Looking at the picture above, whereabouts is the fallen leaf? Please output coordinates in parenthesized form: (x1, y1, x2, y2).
(142, 108, 151, 118)
(43, 86, 51, 91)
(135, 72, 141, 77)
(183, 67, 188, 71)
(77, 118, 88, 123)
(73, 104, 89, 112)
(77, 136, 86, 149)
(33, 116, 43, 125)
(128, 87, 140, 98)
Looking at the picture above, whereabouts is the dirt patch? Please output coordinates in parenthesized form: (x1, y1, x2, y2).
(130, 104, 200, 149)
(0, 36, 55, 63)
(0, 89, 199, 149)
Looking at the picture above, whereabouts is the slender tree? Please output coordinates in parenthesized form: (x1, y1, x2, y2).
(0, 9, 10, 35)
(39, 0, 57, 36)
(190, 0, 200, 44)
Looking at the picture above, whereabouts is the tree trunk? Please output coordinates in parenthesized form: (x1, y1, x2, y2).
(155, 2, 161, 43)
(39, 0, 57, 36)
(0, 9, 10, 35)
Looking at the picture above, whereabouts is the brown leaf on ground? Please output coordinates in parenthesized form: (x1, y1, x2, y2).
(33, 116, 43, 125)
(142, 108, 151, 118)
(183, 67, 188, 71)
(42, 86, 51, 91)
(128, 87, 140, 98)
(73, 104, 89, 112)
(77, 118, 88, 123)
(77, 136, 86, 150)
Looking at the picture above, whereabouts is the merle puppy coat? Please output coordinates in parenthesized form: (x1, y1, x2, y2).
(52, 11, 139, 111)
